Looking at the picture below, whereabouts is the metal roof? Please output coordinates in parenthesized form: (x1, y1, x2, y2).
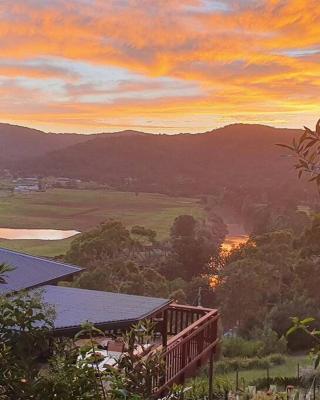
(0, 247, 82, 294)
(39, 285, 171, 334)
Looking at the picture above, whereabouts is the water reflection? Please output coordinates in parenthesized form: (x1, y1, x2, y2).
(222, 234, 249, 252)
(0, 228, 80, 240)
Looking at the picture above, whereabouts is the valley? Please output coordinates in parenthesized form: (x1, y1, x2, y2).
(0, 188, 204, 256)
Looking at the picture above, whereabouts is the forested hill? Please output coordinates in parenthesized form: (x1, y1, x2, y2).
(0, 123, 149, 164)
(0, 123, 92, 163)
(9, 123, 309, 197)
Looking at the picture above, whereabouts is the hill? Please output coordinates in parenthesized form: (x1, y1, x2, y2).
(0, 123, 146, 165)
(12, 123, 306, 196)
(0, 123, 91, 165)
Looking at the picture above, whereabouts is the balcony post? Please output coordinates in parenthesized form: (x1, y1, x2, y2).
(162, 309, 168, 348)
(208, 349, 214, 400)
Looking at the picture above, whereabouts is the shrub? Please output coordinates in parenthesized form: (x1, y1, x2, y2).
(251, 327, 287, 356)
(185, 376, 233, 400)
(222, 336, 263, 358)
(223, 330, 287, 359)
(268, 353, 286, 365)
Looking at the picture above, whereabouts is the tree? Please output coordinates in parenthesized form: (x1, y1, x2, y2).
(166, 215, 217, 280)
(216, 230, 298, 333)
(269, 295, 319, 351)
(65, 220, 134, 268)
(74, 260, 169, 298)
(131, 225, 157, 244)
(296, 214, 320, 257)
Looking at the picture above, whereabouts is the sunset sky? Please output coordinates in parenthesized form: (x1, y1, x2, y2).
(0, 0, 319, 133)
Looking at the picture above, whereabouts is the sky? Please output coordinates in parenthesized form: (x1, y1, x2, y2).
(0, 0, 319, 134)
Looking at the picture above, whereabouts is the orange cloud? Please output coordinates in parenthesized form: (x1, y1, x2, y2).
(0, 0, 319, 132)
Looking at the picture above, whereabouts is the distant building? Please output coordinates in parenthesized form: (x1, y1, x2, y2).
(13, 177, 46, 193)
(53, 177, 82, 188)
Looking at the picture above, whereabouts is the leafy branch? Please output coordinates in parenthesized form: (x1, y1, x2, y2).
(0, 263, 15, 284)
(287, 317, 320, 369)
(277, 119, 320, 186)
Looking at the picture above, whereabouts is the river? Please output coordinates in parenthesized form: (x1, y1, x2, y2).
(214, 206, 249, 251)
(222, 223, 249, 251)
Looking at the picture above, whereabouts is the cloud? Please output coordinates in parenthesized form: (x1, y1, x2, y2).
(0, 0, 319, 132)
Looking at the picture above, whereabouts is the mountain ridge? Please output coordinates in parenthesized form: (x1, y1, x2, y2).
(4, 122, 308, 198)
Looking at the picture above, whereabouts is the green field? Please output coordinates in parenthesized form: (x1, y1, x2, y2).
(0, 189, 204, 257)
(218, 355, 312, 386)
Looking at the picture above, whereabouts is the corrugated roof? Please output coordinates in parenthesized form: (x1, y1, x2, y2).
(39, 285, 171, 332)
(0, 247, 82, 294)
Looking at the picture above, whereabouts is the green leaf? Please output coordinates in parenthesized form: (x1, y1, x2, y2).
(301, 317, 315, 326)
(286, 326, 298, 337)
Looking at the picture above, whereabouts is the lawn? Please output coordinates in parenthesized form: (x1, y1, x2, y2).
(218, 355, 313, 386)
(0, 189, 204, 256)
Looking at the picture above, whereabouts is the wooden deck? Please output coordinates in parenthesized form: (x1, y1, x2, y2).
(152, 304, 220, 396)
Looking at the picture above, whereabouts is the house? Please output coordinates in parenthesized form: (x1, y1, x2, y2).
(0, 247, 219, 396)
(13, 177, 44, 193)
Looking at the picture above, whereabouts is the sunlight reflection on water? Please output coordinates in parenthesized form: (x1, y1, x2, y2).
(222, 234, 249, 252)
(0, 228, 80, 240)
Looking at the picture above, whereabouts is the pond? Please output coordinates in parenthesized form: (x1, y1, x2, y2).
(0, 228, 80, 240)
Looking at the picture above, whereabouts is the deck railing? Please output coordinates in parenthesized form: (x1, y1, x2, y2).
(166, 303, 212, 336)
(152, 305, 219, 396)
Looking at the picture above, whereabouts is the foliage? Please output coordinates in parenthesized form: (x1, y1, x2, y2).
(0, 292, 105, 399)
(278, 119, 320, 187)
(185, 376, 233, 400)
(250, 327, 287, 356)
(222, 337, 264, 359)
(165, 215, 219, 280)
(221, 332, 287, 360)
(68, 216, 219, 307)
(74, 260, 169, 298)
(114, 320, 165, 399)
(268, 296, 319, 351)
(0, 291, 55, 399)
(65, 220, 135, 268)
(215, 224, 320, 348)
(296, 214, 320, 257)
(131, 225, 157, 244)
(0, 263, 14, 284)
(287, 317, 320, 369)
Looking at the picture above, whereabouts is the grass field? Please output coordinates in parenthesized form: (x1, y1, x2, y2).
(218, 355, 312, 386)
(0, 189, 204, 256)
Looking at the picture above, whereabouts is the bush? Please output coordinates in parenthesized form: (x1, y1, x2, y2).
(268, 353, 286, 365)
(223, 330, 287, 358)
(251, 327, 287, 356)
(222, 336, 264, 358)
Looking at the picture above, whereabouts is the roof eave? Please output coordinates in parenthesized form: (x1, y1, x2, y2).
(52, 299, 173, 337)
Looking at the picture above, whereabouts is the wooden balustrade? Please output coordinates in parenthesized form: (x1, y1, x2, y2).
(166, 303, 212, 336)
(151, 305, 219, 396)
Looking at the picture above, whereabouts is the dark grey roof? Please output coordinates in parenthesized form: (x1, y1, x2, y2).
(0, 248, 82, 294)
(39, 285, 171, 333)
